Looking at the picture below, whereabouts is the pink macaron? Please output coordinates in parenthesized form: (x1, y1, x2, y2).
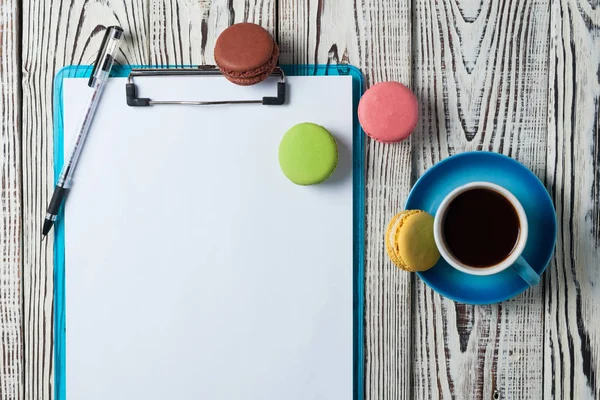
(358, 81, 419, 143)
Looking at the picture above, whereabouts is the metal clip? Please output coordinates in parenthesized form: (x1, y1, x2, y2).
(125, 66, 286, 107)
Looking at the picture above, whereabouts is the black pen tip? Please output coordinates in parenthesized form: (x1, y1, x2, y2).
(41, 233, 46, 240)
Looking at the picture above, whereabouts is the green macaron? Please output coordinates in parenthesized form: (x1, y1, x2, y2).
(278, 123, 338, 185)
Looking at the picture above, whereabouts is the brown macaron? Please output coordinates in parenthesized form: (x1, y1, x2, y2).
(214, 23, 279, 86)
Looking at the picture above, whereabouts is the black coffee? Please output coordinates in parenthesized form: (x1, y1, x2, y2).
(442, 188, 520, 267)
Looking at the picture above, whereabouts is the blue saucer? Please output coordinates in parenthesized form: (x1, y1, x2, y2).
(406, 152, 557, 304)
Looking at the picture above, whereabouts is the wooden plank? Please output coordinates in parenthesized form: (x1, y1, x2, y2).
(278, 1, 414, 399)
(546, 0, 600, 398)
(412, 0, 550, 399)
(0, 0, 22, 399)
(21, 2, 149, 399)
(149, 0, 276, 66)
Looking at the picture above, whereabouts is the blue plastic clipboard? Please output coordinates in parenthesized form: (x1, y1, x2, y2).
(53, 64, 365, 400)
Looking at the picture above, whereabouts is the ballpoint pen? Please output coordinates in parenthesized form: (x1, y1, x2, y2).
(42, 26, 123, 238)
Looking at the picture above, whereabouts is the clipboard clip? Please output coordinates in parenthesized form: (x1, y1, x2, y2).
(125, 66, 286, 107)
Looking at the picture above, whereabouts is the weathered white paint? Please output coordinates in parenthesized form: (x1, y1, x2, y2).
(150, 0, 275, 66)
(546, 0, 600, 399)
(412, 0, 550, 399)
(4, 0, 600, 399)
(0, 0, 22, 399)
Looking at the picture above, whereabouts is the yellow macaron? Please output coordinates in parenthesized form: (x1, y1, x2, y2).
(385, 210, 440, 272)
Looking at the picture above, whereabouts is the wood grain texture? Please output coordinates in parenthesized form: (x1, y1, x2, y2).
(546, 0, 600, 398)
(7, 0, 600, 399)
(412, 0, 550, 399)
(21, 1, 148, 399)
(149, 0, 275, 66)
(278, 1, 414, 399)
(0, 0, 22, 399)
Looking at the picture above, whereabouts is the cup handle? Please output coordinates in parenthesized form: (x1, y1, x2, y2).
(511, 256, 540, 286)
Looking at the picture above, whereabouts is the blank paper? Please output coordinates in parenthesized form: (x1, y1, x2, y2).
(62, 74, 354, 400)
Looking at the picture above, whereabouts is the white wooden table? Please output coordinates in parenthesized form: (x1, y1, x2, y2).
(1, 1, 598, 399)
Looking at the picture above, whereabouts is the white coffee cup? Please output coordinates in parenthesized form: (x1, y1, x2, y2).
(433, 182, 540, 286)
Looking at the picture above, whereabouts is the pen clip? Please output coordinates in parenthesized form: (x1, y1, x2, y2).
(89, 26, 123, 87)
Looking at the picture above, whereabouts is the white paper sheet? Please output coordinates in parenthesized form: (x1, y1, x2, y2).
(62, 74, 354, 400)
